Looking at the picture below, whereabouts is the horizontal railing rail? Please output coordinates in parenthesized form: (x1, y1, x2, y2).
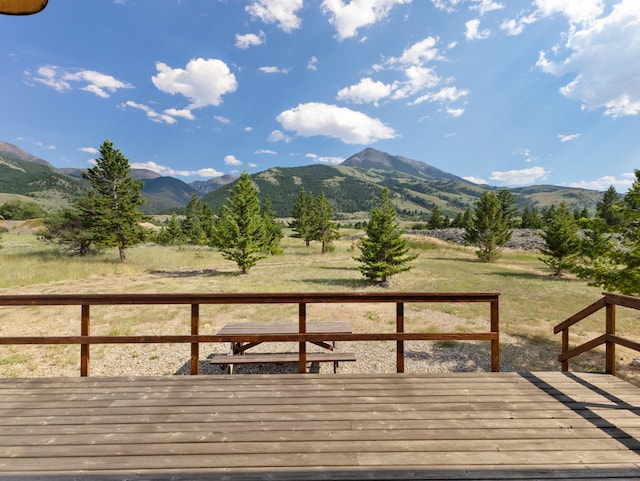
(0, 292, 500, 376)
(554, 293, 640, 375)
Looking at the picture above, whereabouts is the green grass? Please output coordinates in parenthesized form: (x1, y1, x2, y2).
(0, 229, 638, 383)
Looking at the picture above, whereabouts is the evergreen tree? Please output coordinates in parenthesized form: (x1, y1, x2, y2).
(38, 204, 95, 255)
(538, 202, 580, 276)
(182, 194, 211, 245)
(427, 206, 448, 229)
(262, 199, 284, 255)
(156, 214, 186, 246)
(497, 189, 518, 228)
(312, 192, 340, 254)
(356, 188, 418, 283)
(596, 185, 623, 227)
(289, 188, 315, 246)
(573, 171, 640, 294)
(211, 171, 266, 274)
(464, 191, 512, 262)
(78, 140, 147, 262)
(520, 206, 543, 229)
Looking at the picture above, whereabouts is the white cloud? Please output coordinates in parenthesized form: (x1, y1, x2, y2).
(235, 31, 265, 49)
(152, 58, 237, 109)
(255, 149, 277, 155)
(431, 0, 463, 13)
(28, 65, 133, 97)
(558, 133, 581, 142)
(276, 102, 397, 144)
(411, 86, 469, 105)
(490, 166, 550, 185)
(535, 0, 605, 25)
(465, 19, 490, 40)
(446, 107, 465, 117)
(130, 161, 224, 179)
(248, 162, 258, 168)
(321, 0, 411, 41)
(307, 56, 318, 70)
(388, 36, 441, 66)
(305, 153, 345, 164)
(536, 0, 640, 117)
(79, 147, 99, 154)
(164, 108, 194, 120)
(213, 115, 230, 124)
(500, 13, 538, 36)
(337, 77, 393, 105)
(470, 0, 503, 15)
(224, 155, 242, 166)
(244, 126, 254, 132)
(120, 101, 177, 124)
(35, 142, 55, 150)
(259, 66, 290, 74)
(463, 176, 488, 185)
(268, 129, 292, 142)
(246, 0, 303, 32)
(567, 173, 634, 190)
(392, 65, 441, 99)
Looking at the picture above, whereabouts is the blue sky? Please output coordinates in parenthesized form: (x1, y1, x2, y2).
(1, 0, 639, 191)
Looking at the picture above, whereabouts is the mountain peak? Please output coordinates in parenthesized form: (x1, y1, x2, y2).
(342, 148, 463, 182)
(0, 142, 55, 169)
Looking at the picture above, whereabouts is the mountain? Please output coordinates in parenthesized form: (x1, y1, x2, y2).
(0, 143, 603, 218)
(190, 174, 237, 195)
(201, 148, 602, 219)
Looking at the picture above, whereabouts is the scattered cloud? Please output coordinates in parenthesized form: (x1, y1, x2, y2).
(276, 102, 397, 144)
(34, 142, 55, 150)
(255, 149, 277, 154)
(268, 129, 292, 142)
(259, 66, 290, 74)
(470, 0, 504, 15)
(244, 126, 254, 132)
(465, 19, 490, 40)
(307, 56, 318, 70)
(536, 0, 640, 118)
(152, 58, 237, 109)
(387, 36, 442, 66)
(321, 0, 411, 41)
(246, 0, 303, 33)
(235, 31, 265, 49)
(27, 65, 133, 97)
(336, 77, 393, 105)
(558, 133, 581, 142)
(164, 108, 194, 120)
(567, 173, 635, 191)
(411, 86, 469, 105)
(490, 166, 549, 185)
(213, 115, 231, 124)
(79, 147, 99, 154)
(463, 175, 488, 185)
(305, 153, 345, 164)
(120, 101, 177, 124)
(130, 161, 224, 179)
(224, 155, 242, 166)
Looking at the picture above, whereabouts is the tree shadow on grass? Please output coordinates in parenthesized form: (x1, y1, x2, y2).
(300, 277, 372, 289)
(148, 268, 235, 278)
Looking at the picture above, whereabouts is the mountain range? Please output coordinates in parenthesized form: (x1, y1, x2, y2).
(0, 142, 603, 218)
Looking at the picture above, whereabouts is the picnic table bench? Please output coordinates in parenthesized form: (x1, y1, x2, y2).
(210, 320, 355, 373)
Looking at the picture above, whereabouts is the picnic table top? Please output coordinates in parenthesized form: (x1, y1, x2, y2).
(216, 320, 352, 335)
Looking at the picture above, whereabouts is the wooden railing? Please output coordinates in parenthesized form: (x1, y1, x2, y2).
(0, 292, 500, 376)
(554, 293, 640, 375)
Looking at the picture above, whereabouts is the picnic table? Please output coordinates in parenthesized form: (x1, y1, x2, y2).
(210, 320, 355, 373)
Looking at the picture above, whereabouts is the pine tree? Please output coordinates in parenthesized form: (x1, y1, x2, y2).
(211, 171, 266, 274)
(427, 206, 448, 229)
(520, 206, 543, 229)
(464, 191, 512, 262)
(312, 192, 340, 254)
(39, 204, 95, 255)
(538, 202, 580, 276)
(596, 185, 624, 227)
(78, 140, 147, 262)
(573, 171, 640, 294)
(156, 214, 186, 246)
(262, 199, 283, 255)
(497, 189, 518, 228)
(289, 188, 315, 246)
(356, 188, 418, 283)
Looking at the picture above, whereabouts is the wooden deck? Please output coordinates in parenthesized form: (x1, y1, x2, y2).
(0, 372, 639, 480)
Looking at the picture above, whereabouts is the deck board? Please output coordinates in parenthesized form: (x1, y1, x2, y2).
(0, 372, 638, 480)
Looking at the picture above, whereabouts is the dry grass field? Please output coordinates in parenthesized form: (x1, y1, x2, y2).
(0, 225, 638, 385)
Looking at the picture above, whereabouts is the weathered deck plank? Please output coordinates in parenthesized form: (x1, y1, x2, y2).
(0, 372, 638, 480)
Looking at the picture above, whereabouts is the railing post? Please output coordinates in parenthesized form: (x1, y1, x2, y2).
(190, 304, 200, 375)
(80, 304, 90, 377)
(396, 302, 404, 373)
(490, 298, 499, 372)
(298, 302, 307, 373)
(605, 302, 616, 375)
(561, 329, 569, 372)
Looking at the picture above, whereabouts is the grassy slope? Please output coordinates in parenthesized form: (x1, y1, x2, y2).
(0, 229, 637, 384)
